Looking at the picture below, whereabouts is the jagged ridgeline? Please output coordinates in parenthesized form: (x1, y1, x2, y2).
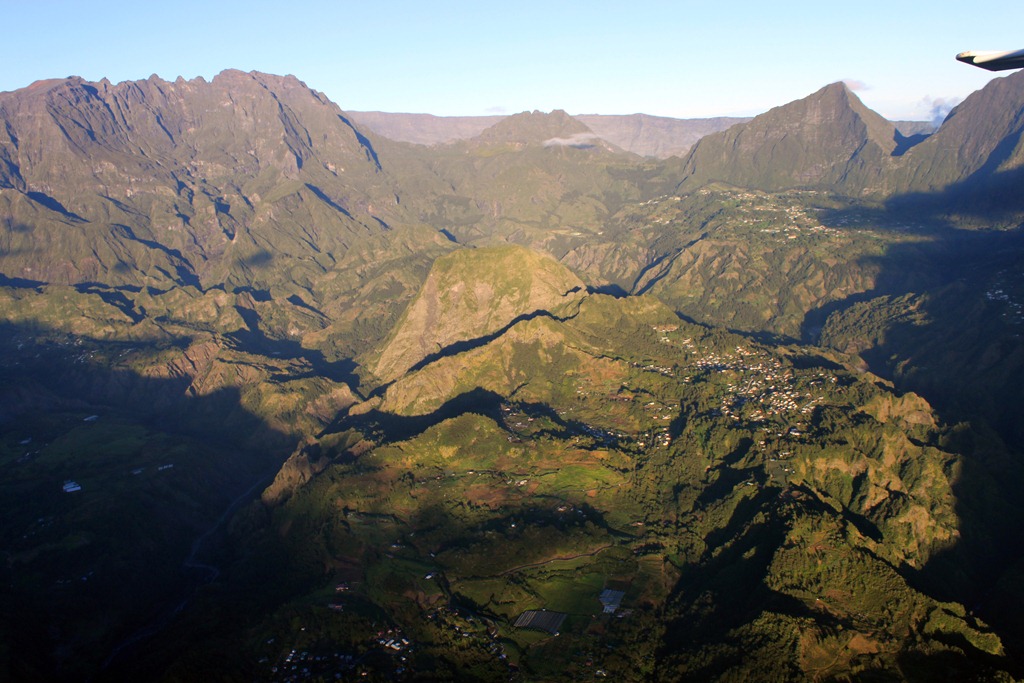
(2, 67, 1024, 682)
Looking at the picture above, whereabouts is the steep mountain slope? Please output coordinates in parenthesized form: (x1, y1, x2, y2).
(888, 69, 1024, 213)
(671, 72, 1024, 213)
(367, 245, 587, 383)
(0, 70, 438, 291)
(675, 82, 898, 194)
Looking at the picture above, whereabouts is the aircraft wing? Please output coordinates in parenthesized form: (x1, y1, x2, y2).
(956, 49, 1024, 71)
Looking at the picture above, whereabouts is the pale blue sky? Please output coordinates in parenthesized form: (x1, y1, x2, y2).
(1, 0, 1020, 120)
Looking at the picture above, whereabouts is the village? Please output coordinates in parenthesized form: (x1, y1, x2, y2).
(985, 269, 1024, 326)
(258, 579, 635, 682)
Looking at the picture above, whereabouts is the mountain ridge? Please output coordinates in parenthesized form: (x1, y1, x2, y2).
(671, 72, 1024, 202)
(347, 110, 754, 158)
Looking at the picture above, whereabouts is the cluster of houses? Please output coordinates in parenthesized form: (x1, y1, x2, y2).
(986, 282, 1024, 325)
(268, 648, 360, 682)
(690, 187, 844, 242)
(689, 346, 829, 427)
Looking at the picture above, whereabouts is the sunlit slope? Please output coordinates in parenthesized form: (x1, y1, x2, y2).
(377, 109, 675, 254)
(237, 246, 1009, 680)
(367, 245, 588, 383)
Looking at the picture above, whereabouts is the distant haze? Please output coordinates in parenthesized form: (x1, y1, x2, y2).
(347, 111, 935, 159)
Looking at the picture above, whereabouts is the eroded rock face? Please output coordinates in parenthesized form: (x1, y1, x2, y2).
(369, 244, 588, 382)
(0, 70, 404, 289)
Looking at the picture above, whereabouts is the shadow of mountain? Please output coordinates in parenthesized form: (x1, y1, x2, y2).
(26, 191, 87, 222)
(892, 130, 931, 157)
(660, 483, 1016, 678)
(4, 220, 33, 233)
(588, 282, 628, 297)
(405, 302, 582, 376)
(0, 320, 295, 682)
(304, 182, 354, 218)
(660, 489, 790, 660)
(799, 226, 1024, 343)
(109, 224, 200, 288)
(239, 249, 274, 268)
(338, 387, 631, 457)
(226, 307, 361, 389)
(74, 283, 147, 323)
(0, 272, 45, 289)
(797, 181, 1024, 672)
(891, 165, 1024, 225)
(341, 387, 506, 444)
(338, 115, 382, 170)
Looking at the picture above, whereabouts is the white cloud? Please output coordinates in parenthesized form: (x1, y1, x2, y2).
(542, 132, 601, 148)
(919, 96, 960, 126)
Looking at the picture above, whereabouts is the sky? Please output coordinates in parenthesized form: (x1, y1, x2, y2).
(1, 0, 1021, 121)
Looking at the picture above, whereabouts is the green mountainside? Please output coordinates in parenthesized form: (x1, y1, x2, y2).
(673, 71, 1024, 213)
(675, 82, 898, 194)
(1, 69, 1024, 681)
(347, 111, 937, 161)
(367, 245, 587, 383)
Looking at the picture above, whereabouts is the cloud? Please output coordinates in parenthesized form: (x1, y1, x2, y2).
(542, 132, 602, 148)
(484, 106, 509, 115)
(920, 96, 960, 126)
(843, 79, 869, 92)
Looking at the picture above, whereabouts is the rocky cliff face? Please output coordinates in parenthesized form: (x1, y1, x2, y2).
(0, 70, 407, 289)
(887, 69, 1024, 204)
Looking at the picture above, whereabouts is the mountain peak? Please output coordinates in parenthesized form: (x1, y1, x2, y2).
(820, 80, 854, 96)
(210, 68, 308, 90)
(676, 79, 897, 192)
(471, 109, 598, 147)
(368, 245, 588, 382)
